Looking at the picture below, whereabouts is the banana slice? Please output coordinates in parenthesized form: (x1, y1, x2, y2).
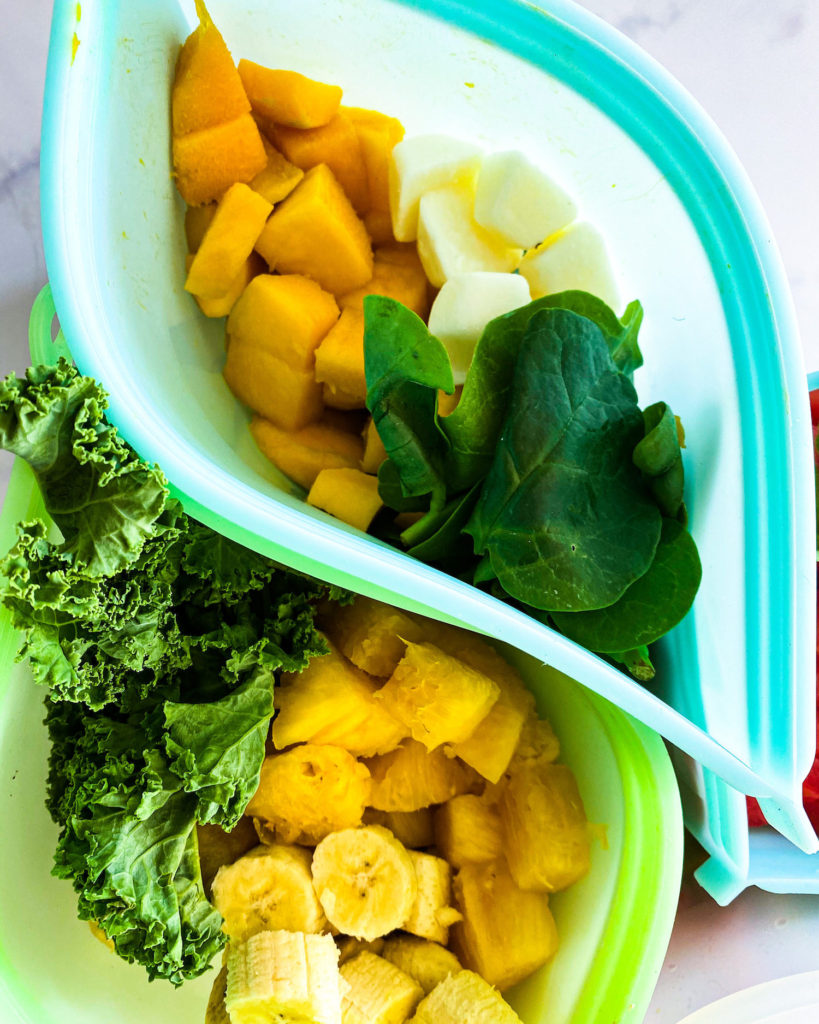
(403, 851, 461, 945)
(212, 843, 328, 942)
(336, 935, 386, 965)
(381, 936, 461, 994)
(311, 825, 418, 941)
(226, 929, 344, 1024)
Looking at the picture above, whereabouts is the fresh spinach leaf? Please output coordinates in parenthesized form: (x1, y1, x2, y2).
(550, 517, 701, 651)
(364, 295, 453, 508)
(634, 401, 686, 518)
(403, 483, 482, 563)
(466, 308, 661, 612)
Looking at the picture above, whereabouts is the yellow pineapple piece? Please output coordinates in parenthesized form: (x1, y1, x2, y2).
(403, 851, 461, 945)
(432, 794, 502, 868)
(246, 744, 371, 844)
(510, 712, 561, 768)
(362, 807, 435, 849)
(340, 951, 424, 1024)
(499, 762, 590, 892)
(381, 936, 461, 995)
(366, 739, 479, 812)
(408, 970, 523, 1024)
(450, 859, 558, 991)
(375, 641, 500, 751)
(274, 640, 407, 756)
(320, 596, 424, 677)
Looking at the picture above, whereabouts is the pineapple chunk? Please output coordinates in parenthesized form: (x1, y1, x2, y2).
(408, 970, 523, 1024)
(375, 641, 500, 751)
(403, 851, 461, 945)
(381, 937, 461, 995)
(510, 712, 561, 768)
(307, 468, 383, 532)
(246, 745, 371, 844)
(416, 185, 521, 289)
(473, 150, 577, 249)
(320, 596, 424, 677)
(274, 641, 407, 756)
(433, 795, 502, 868)
(451, 859, 558, 991)
(518, 221, 619, 310)
(366, 739, 479, 812)
(226, 930, 343, 1024)
(362, 807, 435, 849)
(499, 762, 591, 892)
(340, 952, 424, 1024)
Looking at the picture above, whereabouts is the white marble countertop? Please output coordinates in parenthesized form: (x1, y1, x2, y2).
(1, 2, 818, 1021)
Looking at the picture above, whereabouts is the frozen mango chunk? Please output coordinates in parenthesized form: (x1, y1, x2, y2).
(185, 183, 272, 300)
(345, 107, 405, 215)
(274, 640, 407, 756)
(314, 308, 366, 410)
(255, 164, 373, 296)
(340, 244, 430, 320)
(184, 202, 217, 251)
(307, 467, 383, 532)
(320, 595, 424, 677)
(389, 134, 482, 242)
(518, 220, 619, 310)
(363, 210, 395, 245)
(250, 138, 304, 204)
(417, 184, 521, 288)
(360, 418, 387, 475)
(264, 112, 369, 214)
(366, 739, 479, 813)
(247, 744, 371, 845)
(223, 343, 324, 430)
(250, 415, 363, 490)
(375, 641, 500, 751)
(227, 273, 339, 370)
(238, 60, 342, 128)
(473, 150, 577, 249)
(186, 251, 264, 318)
(172, 1, 251, 136)
(427, 271, 530, 384)
(173, 113, 267, 205)
(451, 860, 558, 991)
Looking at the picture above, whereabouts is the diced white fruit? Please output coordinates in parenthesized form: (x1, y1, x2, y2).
(416, 186, 521, 290)
(474, 150, 577, 249)
(428, 272, 531, 384)
(389, 135, 483, 242)
(518, 221, 619, 309)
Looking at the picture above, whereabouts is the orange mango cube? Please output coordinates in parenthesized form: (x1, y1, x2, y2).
(173, 113, 267, 205)
(250, 139, 305, 204)
(227, 273, 339, 370)
(307, 467, 383, 532)
(223, 342, 324, 430)
(264, 112, 369, 214)
(314, 308, 367, 411)
(185, 183, 272, 300)
(185, 251, 264, 319)
(340, 245, 430, 320)
(184, 203, 217, 252)
(360, 419, 388, 475)
(238, 60, 343, 128)
(255, 164, 373, 296)
(345, 107, 405, 214)
(250, 415, 364, 490)
(172, 2, 251, 136)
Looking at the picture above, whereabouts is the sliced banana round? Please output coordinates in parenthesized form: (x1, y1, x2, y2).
(311, 825, 418, 941)
(211, 842, 328, 943)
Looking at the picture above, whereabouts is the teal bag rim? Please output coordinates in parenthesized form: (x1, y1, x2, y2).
(38, 0, 815, 819)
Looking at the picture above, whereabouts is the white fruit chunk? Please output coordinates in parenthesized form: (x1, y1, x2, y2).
(389, 135, 483, 242)
(518, 221, 619, 309)
(428, 272, 531, 384)
(473, 150, 577, 249)
(416, 186, 521, 290)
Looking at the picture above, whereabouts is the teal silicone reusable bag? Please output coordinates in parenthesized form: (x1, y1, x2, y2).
(38, 0, 815, 869)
